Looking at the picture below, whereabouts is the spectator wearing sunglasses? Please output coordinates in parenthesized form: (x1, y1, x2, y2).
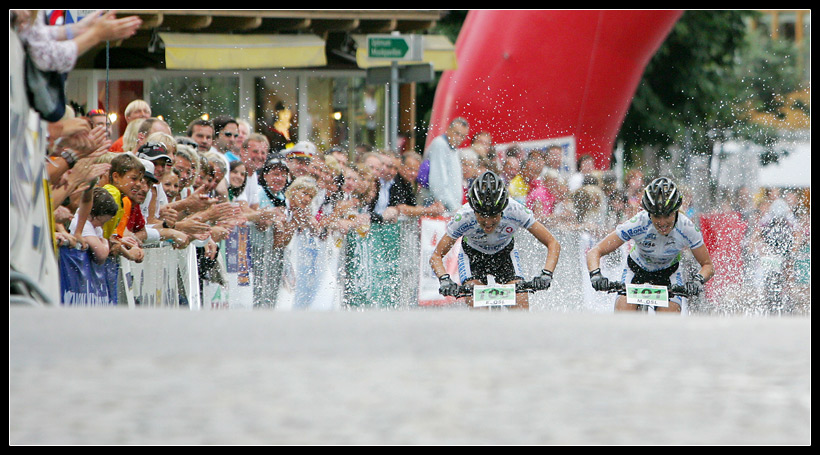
(212, 115, 241, 162)
(206, 115, 239, 193)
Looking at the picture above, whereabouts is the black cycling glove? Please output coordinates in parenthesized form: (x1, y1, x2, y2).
(589, 268, 610, 291)
(686, 274, 705, 296)
(531, 269, 553, 290)
(438, 274, 459, 297)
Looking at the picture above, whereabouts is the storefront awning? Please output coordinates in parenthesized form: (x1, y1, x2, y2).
(159, 33, 327, 70)
(352, 34, 457, 71)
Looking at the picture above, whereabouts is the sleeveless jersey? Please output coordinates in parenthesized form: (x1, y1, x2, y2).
(615, 210, 704, 272)
(446, 199, 535, 255)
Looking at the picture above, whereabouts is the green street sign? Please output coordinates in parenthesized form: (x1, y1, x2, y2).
(367, 34, 423, 61)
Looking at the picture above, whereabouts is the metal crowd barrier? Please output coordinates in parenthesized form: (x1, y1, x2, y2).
(58, 243, 199, 309)
(244, 216, 627, 311)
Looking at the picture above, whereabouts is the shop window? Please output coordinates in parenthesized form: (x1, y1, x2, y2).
(96, 80, 143, 139)
(305, 76, 386, 157)
(779, 12, 798, 41)
(148, 76, 240, 136)
(255, 75, 299, 154)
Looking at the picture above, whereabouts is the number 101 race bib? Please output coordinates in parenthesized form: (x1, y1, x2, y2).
(473, 284, 517, 307)
(625, 283, 669, 307)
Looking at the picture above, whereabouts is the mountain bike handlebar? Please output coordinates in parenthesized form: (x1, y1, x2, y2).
(604, 281, 692, 298)
(453, 280, 541, 299)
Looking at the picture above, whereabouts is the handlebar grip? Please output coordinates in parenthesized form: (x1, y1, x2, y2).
(606, 282, 625, 292)
(454, 284, 474, 298)
(669, 286, 691, 297)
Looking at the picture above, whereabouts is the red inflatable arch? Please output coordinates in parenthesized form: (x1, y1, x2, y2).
(427, 10, 682, 170)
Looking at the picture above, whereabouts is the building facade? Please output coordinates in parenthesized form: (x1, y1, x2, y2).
(63, 10, 456, 156)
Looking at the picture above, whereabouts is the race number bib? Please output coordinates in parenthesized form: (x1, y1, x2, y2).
(625, 283, 669, 308)
(473, 284, 517, 307)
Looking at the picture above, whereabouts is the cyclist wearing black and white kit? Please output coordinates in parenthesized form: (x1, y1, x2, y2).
(430, 171, 561, 310)
(586, 177, 714, 313)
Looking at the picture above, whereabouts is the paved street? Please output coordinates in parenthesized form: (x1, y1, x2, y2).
(9, 306, 811, 445)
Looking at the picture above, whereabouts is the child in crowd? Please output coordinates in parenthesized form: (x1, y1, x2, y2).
(162, 168, 182, 203)
(101, 153, 146, 262)
(227, 160, 248, 202)
(69, 187, 120, 263)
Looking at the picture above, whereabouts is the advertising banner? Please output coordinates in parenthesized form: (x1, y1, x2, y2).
(417, 217, 461, 306)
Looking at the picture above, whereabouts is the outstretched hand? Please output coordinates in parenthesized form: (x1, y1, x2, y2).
(88, 10, 142, 43)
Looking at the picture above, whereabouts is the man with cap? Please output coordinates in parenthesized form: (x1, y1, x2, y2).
(139, 158, 160, 186)
(136, 141, 175, 227)
(284, 141, 317, 178)
(128, 158, 159, 242)
(137, 141, 172, 179)
(137, 142, 214, 240)
(127, 157, 189, 249)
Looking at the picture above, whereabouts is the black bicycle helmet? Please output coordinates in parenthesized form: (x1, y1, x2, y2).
(468, 171, 509, 216)
(641, 177, 683, 216)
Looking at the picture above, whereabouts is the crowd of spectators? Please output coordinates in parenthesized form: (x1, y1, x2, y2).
(41, 103, 810, 309)
(12, 10, 809, 311)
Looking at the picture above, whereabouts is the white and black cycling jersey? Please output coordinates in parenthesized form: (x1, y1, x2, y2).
(615, 210, 704, 272)
(446, 199, 535, 255)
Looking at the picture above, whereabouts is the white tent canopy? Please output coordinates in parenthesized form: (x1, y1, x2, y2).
(714, 140, 811, 189)
(758, 142, 811, 188)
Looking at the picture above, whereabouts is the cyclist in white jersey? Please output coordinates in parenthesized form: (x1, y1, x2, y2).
(586, 177, 714, 313)
(430, 171, 561, 310)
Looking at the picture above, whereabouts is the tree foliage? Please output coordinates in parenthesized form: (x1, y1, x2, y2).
(617, 10, 804, 167)
(417, 11, 806, 167)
